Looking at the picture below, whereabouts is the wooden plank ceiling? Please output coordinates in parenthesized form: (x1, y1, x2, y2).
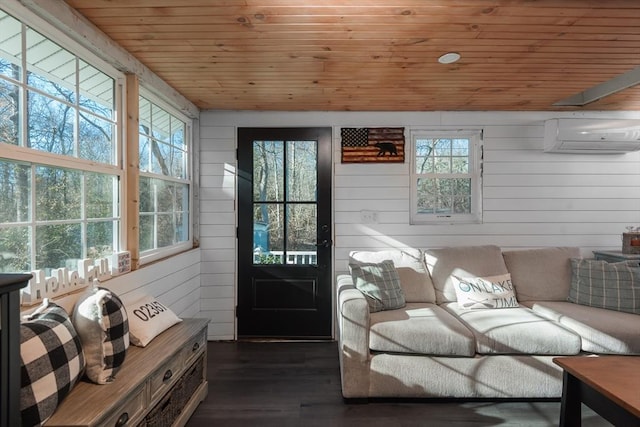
(63, 0, 640, 111)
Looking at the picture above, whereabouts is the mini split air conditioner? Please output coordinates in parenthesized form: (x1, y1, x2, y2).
(544, 118, 640, 154)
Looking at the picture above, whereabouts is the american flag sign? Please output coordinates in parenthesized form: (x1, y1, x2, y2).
(341, 127, 405, 163)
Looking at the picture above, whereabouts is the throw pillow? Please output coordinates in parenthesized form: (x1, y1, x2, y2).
(21, 299, 85, 427)
(568, 258, 640, 314)
(72, 285, 129, 384)
(349, 259, 406, 312)
(124, 294, 182, 347)
(452, 273, 519, 309)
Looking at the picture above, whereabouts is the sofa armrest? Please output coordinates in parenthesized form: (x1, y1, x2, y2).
(336, 274, 371, 398)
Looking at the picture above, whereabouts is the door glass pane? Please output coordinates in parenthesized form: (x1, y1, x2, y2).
(253, 203, 284, 265)
(287, 140, 317, 202)
(253, 140, 284, 202)
(286, 204, 317, 265)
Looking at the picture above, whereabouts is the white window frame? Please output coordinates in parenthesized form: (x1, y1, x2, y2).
(0, 5, 126, 272)
(137, 89, 193, 266)
(410, 129, 483, 224)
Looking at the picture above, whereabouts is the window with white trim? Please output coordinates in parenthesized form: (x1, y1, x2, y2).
(0, 8, 123, 274)
(138, 92, 192, 263)
(410, 130, 483, 224)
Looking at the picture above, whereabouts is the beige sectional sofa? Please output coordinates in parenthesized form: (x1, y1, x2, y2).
(336, 245, 640, 399)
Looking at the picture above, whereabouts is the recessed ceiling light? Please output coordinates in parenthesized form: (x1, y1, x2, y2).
(438, 52, 461, 64)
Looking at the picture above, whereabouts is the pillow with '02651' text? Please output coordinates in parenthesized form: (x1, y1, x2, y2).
(124, 294, 182, 347)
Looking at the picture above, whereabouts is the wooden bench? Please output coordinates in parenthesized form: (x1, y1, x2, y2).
(45, 318, 209, 427)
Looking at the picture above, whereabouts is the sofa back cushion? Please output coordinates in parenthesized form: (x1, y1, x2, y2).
(502, 247, 579, 302)
(349, 249, 436, 303)
(424, 245, 509, 304)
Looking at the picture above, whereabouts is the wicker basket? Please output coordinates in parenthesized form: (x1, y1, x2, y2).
(140, 355, 204, 427)
(622, 232, 640, 254)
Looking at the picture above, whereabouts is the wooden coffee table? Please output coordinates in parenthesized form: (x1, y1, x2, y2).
(553, 356, 640, 427)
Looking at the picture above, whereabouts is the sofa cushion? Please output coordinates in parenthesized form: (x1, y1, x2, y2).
(568, 258, 640, 315)
(349, 249, 435, 303)
(424, 245, 509, 304)
(369, 303, 475, 356)
(452, 273, 519, 309)
(502, 247, 580, 301)
(443, 303, 582, 355)
(525, 301, 640, 354)
(349, 259, 406, 312)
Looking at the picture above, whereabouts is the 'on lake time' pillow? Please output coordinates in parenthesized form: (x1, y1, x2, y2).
(349, 259, 406, 312)
(124, 294, 182, 347)
(453, 273, 519, 309)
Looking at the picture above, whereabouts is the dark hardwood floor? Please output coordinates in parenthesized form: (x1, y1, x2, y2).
(186, 341, 612, 427)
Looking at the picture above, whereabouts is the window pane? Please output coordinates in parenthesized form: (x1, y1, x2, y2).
(416, 178, 436, 214)
(171, 115, 185, 148)
(169, 145, 186, 178)
(0, 160, 30, 223)
(26, 29, 76, 103)
(286, 204, 316, 265)
(35, 223, 81, 271)
(287, 140, 316, 202)
(138, 177, 189, 252)
(157, 213, 175, 248)
(253, 203, 283, 265)
(87, 220, 115, 259)
(139, 214, 153, 252)
(139, 176, 152, 213)
(0, 77, 20, 145)
(434, 139, 451, 156)
(157, 181, 187, 213)
(86, 172, 116, 218)
(139, 135, 150, 173)
(434, 157, 450, 173)
(0, 226, 30, 272)
(415, 139, 434, 173)
(27, 90, 74, 155)
(79, 60, 114, 120)
(0, 12, 22, 73)
(152, 104, 170, 143)
(452, 139, 469, 155)
(79, 113, 114, 163)
(453, 196, 471, 214)
(151, 140, 170, 175)
(452, 156, 469, 173)
(35, 166, 81, 221)
(253, 140, 284, 202)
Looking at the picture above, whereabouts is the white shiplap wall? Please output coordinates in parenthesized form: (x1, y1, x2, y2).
(199, 110, 640, 340)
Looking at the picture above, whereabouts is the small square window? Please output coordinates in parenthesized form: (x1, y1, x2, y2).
(410, 130, 483, 224)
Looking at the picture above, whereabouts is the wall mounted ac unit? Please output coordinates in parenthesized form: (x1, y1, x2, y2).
(544, 118, 640, 154)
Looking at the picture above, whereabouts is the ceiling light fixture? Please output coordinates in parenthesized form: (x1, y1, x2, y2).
(438, 52, 461, 64)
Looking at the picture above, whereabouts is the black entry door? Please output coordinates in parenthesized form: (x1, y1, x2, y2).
(237, 127, 332, 339)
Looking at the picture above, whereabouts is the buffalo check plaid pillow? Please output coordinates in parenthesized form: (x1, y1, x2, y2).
(72, 285, 129, 384)
(21, 300, 85, 427)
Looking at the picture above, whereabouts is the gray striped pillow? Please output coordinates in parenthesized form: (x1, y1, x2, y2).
(349, 259, 406, 312)
(568, 258, 640, 314)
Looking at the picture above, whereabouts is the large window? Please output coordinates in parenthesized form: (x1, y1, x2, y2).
(410, 130, 483, 224)
(138, 93, 191, 262)
(0, 9, 122, 274)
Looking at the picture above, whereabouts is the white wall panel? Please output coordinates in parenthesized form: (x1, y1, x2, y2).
(199, 110, 640, 341)
(198, 119, 237, 340)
